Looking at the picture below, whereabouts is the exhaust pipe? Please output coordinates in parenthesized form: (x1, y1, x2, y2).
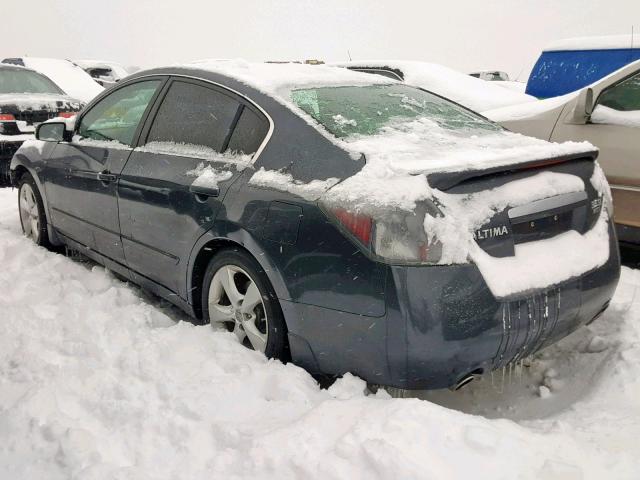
(450, 371, 482, 391)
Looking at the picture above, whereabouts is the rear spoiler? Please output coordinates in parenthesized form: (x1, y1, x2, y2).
(426, 150, 599, 191)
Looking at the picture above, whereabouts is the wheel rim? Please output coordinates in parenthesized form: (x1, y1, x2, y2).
(19, 183, 40, 243)
(208, 264, 268, 353)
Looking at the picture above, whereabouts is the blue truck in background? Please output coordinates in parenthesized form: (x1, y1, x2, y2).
(526, 35, 640, 98)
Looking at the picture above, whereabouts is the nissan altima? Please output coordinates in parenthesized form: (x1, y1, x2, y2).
(10, 61, 620, 390)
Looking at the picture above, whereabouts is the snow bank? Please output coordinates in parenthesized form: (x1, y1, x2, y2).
(330, 60, 536, 112)
(20, 57, 103, 102)
(0, 188, 638, 479)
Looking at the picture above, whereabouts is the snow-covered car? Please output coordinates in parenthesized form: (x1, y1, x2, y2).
(2, 57, 103, 103)
(469, 70, 510, 81)
(485, 60, 640, 247)
(0, 64, 82, 185)
(526, 34, 640, 99)
(74, 59, 130, 88)
(10, 61, 620, 390)
(331, 60, 535, 112)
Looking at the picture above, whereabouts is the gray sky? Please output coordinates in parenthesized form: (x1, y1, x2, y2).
(4, 0, 639, 79)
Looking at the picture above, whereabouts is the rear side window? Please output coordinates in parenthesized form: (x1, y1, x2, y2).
(226, 106, 269, 155)
(77, 80, 160, 146)
(146, 81, 240, 152)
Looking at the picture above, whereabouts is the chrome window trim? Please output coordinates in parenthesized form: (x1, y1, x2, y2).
(129, 73, 275, 165)
(508, 191, 588, 219)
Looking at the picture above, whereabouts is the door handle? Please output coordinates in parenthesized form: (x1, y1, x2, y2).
(189, 184, 220, 199)
(97, 171, 117, 183)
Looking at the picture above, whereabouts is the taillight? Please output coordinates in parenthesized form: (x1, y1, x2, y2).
(0, 113, 15, 121)
(325, 200, 448, 265)
(57, 112, 76, 119)
(331, 208, 373, 245)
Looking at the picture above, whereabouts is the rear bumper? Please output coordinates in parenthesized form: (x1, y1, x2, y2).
(285, 220, 620, 390)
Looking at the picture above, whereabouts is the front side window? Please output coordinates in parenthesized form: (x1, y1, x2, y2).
(597, 72, 640, 111)
(592, 72, 640, 127)
(146, 81, 240, 153)
(290, 84, 501, 139)
(77, 80, 161, 146)
(0, 69, 64, 95)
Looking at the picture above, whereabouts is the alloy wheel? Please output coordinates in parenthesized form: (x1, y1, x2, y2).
(19, 183, 40, 243)
(208, 264, 268, 352)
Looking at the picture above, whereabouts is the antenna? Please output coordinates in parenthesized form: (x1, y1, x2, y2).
(347, 49, 352, 61)
(632, 25, 635, 50)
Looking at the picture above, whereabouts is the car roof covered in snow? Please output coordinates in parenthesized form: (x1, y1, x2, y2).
(330, 60, 535, 113)
(178, 59, 392, 96)
(544, 34, 640, 52)
(8, 57, 103, 103)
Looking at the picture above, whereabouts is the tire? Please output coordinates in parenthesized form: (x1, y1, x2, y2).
(18, 172, 51, 248)
(202, 247, 289, 361)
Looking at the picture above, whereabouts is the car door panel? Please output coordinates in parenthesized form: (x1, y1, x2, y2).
(118, 151, 239, 294)
(117, 78, 268, 295)
(45, 143, 131, 260)
(551, 71, 640, 229)
(43, 78, 165, 264)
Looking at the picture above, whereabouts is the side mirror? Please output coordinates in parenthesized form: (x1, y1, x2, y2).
(35, 122, 69, 142)
(571, 87, 594, 124)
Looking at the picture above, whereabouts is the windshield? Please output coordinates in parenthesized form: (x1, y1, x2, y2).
(290, 84, 501, 139)
(0, 68, 64, 95)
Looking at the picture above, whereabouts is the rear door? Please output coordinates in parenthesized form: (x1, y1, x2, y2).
(118, 77, 269, 295)
(551, 70, 640, 232)
(44, 78, 164, 263)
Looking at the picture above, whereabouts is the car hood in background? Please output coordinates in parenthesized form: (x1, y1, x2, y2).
(19, 57, 103, 103)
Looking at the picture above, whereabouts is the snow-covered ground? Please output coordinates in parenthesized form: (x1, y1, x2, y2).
(0, 187, 639, 479)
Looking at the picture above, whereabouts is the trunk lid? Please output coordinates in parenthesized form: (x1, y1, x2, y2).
(429, 153, 603, 259)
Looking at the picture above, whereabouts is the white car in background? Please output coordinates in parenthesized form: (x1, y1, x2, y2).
(484, 60, 640, 246)
(74, 59, 130, 88)
(2, 57, 103, 103)
(331, 60, 535, 112)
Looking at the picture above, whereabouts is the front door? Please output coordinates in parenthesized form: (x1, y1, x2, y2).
(117, 78, 269, 295)
(44, 79, 164, 264)
(551, 71, 640, 231)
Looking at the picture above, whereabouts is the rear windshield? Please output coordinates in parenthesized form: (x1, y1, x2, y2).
(0, 69, 64, 95)
(290, 84, 501, 139)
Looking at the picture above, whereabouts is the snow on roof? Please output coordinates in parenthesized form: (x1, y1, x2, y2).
(183, 59, 391, 97)
(330, 60, 535, 112)
(544, 34, 640, 52)
(19, 57, 103, 103)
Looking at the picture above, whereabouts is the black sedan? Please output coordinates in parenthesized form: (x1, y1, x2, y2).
(0, 64, 82, 184)
(10, 62, 620, 390)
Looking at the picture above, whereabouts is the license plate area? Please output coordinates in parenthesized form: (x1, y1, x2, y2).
(512, 210, 574, 244)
